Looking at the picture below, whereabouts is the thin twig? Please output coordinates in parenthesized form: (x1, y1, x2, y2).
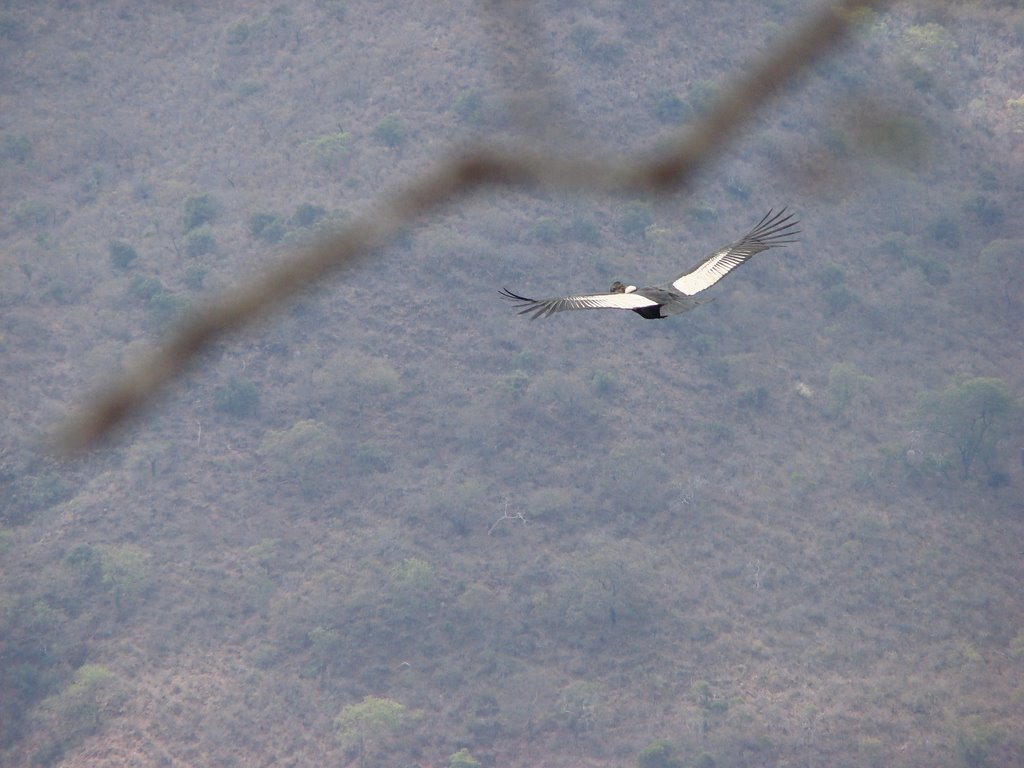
(489, 501, 527, 535)
(56, 0, 889, 452)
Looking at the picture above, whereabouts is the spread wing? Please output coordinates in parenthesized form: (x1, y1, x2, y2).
(670, 208, 800, 296)
(500, 288, 658, 320)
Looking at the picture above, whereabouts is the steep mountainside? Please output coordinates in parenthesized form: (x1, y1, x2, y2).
(1, 2, 1022, 767)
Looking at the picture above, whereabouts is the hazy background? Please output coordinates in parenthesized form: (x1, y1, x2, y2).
(1, 1, 1022, 766)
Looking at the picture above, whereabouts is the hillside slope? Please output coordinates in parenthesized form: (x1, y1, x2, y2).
(1, 2, 1022, 766)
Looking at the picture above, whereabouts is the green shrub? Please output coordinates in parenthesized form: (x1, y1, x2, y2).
(100, 545, 151, 614)
(184, 265, 208, 290)
(692, 334, 713, 355)
(235, 80, 263, 98)
(569, 24, 598, 56)
(531, 217, 559, 244)
(637, 739, 682, 768)
(824, 283, 854, 315)
(108, 240, 138, 270)
(0, 13, 24, 41)
(43, 664, 121, 744)
(903, 22, 957, 59)
(146, 291, 194, 328)
(826, 362, 874, 418)
(315, 0, 347, 21)
(261, 419, 340, 497)
(185, 227, 215, 257)
(1, 134, 31, 162)
(955, 716, 1002, 768)
(963, 194, 1004, 227)
(916, 376, 1018, 480)
(74, 165, 105, 204)
(738, 385, 770, 411)
(568, 23, 624, 65)
(454, 89, 487, 126)
(591, 370, 618, 398)
(566, 216, 601, 245)
(355, 443, 391, 473)
(819, 263, 846, 288)
(928, 215, 961, 248)
(449, 748, 481, 768)
(688, 201, 717, 222)
(128, 275, 166, 301)
(653, 91, 691, 124)
(978, 169, 998, 191)
(226, 19, 251, 45)
(976, 239, 1023, 311)
(292, 202, 327, 227)
(688, 80, 721, 115)
(692, 680, 724, 711)
(30, 739, 64, 766)
(501, 369, 529, 401)
(308, 625, 342, 677)
(64, 543, 103, 586)
(917, 256, 950, 285)
(214, 377, 260, 417)
(11, 469, 71, 520)
(619, 200, 654, 239)
(389, 557, 436, 598)
(859, 113, 931, 168)
(310, 351, 401, 408)
(248, 212, 286, 243)
(13, 201, 55, 228)
(1008, 96, 1024, 132)
(1009, 634, 1024, 659)
(879, 235, 948, 284)
(373, 115, 406, 148)
(334, 695, 409, 753)
(183, 193, 218, 231)
(586, 39, 624, 66)
(306, 131, 351, 170)
(66, 53, 92, 83)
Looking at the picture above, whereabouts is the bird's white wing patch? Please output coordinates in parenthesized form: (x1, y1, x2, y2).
(500, 289, 657, 319)
(564, 292, 658, 310)
(671, 248, 750, 295)
(670, 208, 799, 295)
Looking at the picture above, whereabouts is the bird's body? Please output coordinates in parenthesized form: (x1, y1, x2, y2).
(501, 208, 799, 320)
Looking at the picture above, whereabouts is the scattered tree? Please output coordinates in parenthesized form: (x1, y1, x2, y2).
(39, 664, 122, 751)
(916, 376, 1017, 480)
(637, 739, 682, 768)
(108, 241, 138, 270)
(305, 131, 351, 171)
(449, 748, 482, 768)
(334, 695, 409, 765)
(214, 376, 260, 417)
(372, 115, 407, 148)
(100, 545, 151, 616)
(260, 419, 340, 497)
(249, 212, 286, 243)
(183, 193, 218, 231)
(826, 362, 874, 419)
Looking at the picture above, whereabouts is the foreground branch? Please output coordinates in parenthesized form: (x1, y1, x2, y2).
(56, 0, 888, 452)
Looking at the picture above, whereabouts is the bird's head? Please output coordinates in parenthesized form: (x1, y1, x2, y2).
(610, 281, 637, 294)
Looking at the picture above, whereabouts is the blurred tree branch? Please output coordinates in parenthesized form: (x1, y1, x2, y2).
(57, 0, 890, 452)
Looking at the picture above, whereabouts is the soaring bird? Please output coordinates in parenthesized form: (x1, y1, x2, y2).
(501, 208, 799, 320)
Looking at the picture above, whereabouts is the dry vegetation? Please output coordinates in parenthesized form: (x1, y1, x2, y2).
(1, 1, 1023, 767)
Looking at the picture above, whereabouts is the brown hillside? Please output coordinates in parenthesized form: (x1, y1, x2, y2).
(1, 2, 1022, 767)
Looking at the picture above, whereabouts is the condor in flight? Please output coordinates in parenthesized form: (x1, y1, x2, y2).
(501, 208, 799, 320)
